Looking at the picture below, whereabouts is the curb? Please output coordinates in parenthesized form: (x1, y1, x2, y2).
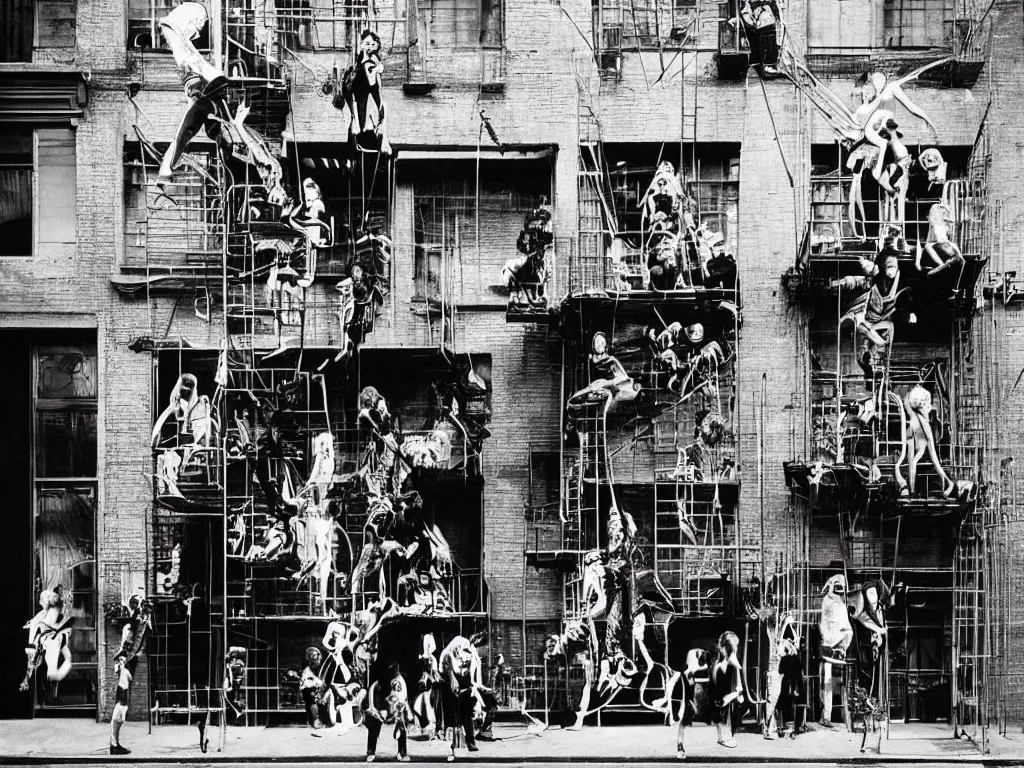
(0, 756, 1010, 765)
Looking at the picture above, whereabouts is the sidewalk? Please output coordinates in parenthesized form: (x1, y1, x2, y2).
(0, 718, 1018, 764)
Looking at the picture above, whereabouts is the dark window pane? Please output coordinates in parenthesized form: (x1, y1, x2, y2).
(37, 347, 98, 399)
(35, 411, 98, 477)
(0, 128, 33, 257)
(0, 167, 32, 257)
(0, 0, 33, 63)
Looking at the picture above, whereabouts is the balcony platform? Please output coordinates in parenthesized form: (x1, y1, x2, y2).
(783, 460, 977, 519)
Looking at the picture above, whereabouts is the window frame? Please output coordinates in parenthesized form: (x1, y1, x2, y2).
(417, 0, 504, 50)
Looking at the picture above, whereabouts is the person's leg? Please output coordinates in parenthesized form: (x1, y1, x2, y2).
(397, 726, 409, 758)
(110, 670, 132, 754)
(365, 716, 382, 757)
(477, 688, 498, 739)
(820, 660, 834, 726)
(158, 95, 216, 181)
(460, 689, 478, 750)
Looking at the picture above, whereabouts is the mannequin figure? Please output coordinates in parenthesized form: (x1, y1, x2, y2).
(412, 634, 441, 737)
(896, 386, 955, 497)
(710, 632, 745, 749)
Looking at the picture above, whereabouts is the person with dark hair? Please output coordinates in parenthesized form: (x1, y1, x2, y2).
(834, 244, 916, 380)
(710, 631, 745, 749)
(342, 29, 391, 154)
(364, 662, 411, 762)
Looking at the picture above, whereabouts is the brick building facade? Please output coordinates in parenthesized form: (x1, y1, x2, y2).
(0, 0, 1021, 743)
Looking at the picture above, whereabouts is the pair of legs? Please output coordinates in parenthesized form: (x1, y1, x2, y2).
(675, 701, 741, 757)
(442, 686, 479, 760)
(917, 239, 964, 278)
(157, 4, 227, 181)
(365, 715, 409, 761)
(475, 687, 499, 739)
(905, 405, 955, 496)
(109, 667, 134, 754)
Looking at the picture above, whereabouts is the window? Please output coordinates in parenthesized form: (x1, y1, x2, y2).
(32, 343, 98, 711)
(411, 160, 550, 302)
(808, 0, 877, 50)
(418, 0, 502, 48)
(282, 145, 390, 277)
(0, 128, 76, 259)
(529, 451, 559, 509)
(124, 143, 220, 268)
(883, 0, 952, 48)
(0, 129, 33, 256)
(0, 0, 33, 61)
(597, 0, 697, 51)
(35, 0, 76, 48)
(128, 0, 201, 49)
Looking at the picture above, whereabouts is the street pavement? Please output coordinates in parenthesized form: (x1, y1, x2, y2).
(0, 719, 1015, 765)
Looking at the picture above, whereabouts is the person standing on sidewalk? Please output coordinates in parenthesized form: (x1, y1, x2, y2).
(710, 631, 745, 749)
(440, 635, 480, 762)
(363, 662, 411, 763)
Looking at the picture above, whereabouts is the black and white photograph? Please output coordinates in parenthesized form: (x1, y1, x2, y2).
(0, 0, 1021, 764)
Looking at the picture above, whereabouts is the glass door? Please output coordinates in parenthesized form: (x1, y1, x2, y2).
(31, 344, 98, 713)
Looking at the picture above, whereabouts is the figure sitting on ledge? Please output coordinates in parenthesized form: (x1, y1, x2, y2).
(916, 202, 964, 280)
(341, 30, 392, 155)
(833, 240, 916, 380)
(738, 0, 781, 76)
(567, 333, 639, 410)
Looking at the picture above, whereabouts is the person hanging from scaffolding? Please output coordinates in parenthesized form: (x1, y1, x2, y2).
(737, 0, 781, 77)
(156, 0, 229, 185)
(108, 592, 153, 756)
(341, 30, 392, 156)
(567, 332, 640, 410)
(832, 236, 916, 382)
